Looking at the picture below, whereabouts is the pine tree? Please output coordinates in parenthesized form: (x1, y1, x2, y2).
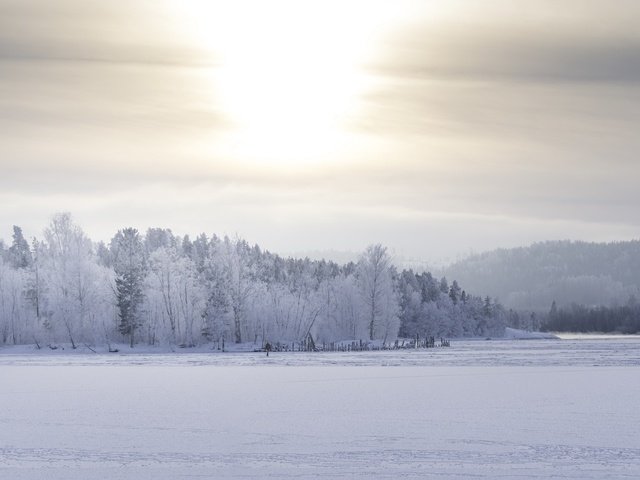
(111, 228, 146, 347)
(449, 280, 461, 305)
(8, 226, 32, 269)
(439, 277, 449, 294)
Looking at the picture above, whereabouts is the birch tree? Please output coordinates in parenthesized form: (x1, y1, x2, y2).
(356, 244, 399, 341)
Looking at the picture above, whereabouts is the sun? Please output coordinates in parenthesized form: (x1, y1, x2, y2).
(170, 0, 404, 166)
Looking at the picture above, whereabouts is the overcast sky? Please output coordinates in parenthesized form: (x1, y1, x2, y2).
(1, 0, 639, 264)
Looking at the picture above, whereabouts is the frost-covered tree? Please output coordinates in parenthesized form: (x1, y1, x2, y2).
(356, 244, 398, 341)
(0, 258, 28, 344)
(8, 226, 32, 269)
(40, 213, 102, 348)
(145, 228, 175, 254)
(26, 238, 44, 331)
(0, 215, 510, 347)
(221, 237, 254, 343)
(201, 239, 232, 345)
(111, 228, 146, 347)
(147, 246, 205, 346)
(449, 280, 461, 305)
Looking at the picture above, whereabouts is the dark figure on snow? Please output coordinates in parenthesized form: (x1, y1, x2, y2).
(265, 342, 272, 357)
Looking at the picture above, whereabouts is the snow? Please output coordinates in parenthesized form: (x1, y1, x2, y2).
(1, 336, 638, 367)
(503, 327, 560, 340)
(1, 338, 639, 479)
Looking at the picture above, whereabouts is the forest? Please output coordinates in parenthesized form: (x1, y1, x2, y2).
(540, 300, 640, 334)
(0, 213, 507, 349)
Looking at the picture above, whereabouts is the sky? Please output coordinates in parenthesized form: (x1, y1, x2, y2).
(1, 0, 639, 265)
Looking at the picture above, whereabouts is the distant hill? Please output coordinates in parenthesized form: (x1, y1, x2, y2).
(440, 240, 640, 312)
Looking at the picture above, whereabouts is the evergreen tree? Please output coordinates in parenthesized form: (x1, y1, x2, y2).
(449, 280, 461, 305)
(8, 226, 32, 269)
(111, 228, 146, 347)
(439, 277, 449, 294)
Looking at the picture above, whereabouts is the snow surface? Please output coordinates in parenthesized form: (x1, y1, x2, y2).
(1, 338, 639, 479)
(1, 336, 638, 367)
(503, 327, 559, 340)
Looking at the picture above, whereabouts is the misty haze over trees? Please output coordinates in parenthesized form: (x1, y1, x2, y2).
(541, 300, 640, 334)
(0, 214, 508, 349)
(441, 240, 640, 312)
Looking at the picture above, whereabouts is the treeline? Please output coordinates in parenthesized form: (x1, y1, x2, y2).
(541, 300, 640, 334)
(0, 213, 506, 348)
(397, 272, 507, 338)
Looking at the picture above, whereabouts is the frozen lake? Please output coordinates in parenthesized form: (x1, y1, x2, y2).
(1, 338, 639, 479)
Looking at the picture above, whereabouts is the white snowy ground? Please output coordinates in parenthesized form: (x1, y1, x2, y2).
(1, 338, 639, 479)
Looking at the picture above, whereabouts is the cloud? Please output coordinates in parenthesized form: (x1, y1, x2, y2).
(371, 0, 640, 82)
(360, 2, 640, 138)
(376, 31, 640, 84)
(347, 2, 640, 239)
(0, 0, 208, 66)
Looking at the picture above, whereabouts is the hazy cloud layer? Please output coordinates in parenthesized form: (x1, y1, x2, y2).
(1, 0, 638, 262)
(0, 1, 206, 64)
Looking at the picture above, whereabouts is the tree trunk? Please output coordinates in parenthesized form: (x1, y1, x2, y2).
(64, 317, 76, 349)
(369, 302, 375, 340)
(234, 317, 242, 343)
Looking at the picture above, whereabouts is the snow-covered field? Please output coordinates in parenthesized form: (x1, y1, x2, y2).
(1, 338, 639, 479)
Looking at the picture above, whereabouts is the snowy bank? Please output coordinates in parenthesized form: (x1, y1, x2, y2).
(503, 327, 560, 340)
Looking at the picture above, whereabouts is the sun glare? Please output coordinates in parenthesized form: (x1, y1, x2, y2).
(172, 0, 403, 165)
